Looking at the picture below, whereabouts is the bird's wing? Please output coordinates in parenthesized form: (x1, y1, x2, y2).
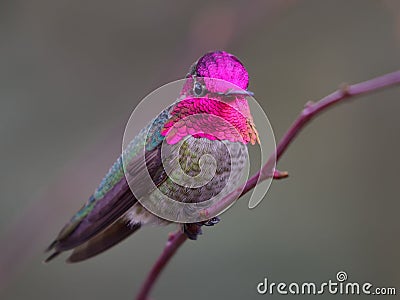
(44, 106, 175, 262)
(66, 219, 141, 263)
(45, 145, 166, 259)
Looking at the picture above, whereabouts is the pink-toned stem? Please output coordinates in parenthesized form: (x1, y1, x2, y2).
(273, 169, 289, 179)
(136, 230, 187, 300)
(135, 70, 400, 300)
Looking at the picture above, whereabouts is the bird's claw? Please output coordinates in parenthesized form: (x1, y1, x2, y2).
(183, 217, 221, 240)
(202, 216, 221, 226)
(183, 223, 202, 240)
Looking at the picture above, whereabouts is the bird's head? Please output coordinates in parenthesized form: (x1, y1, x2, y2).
(162, 51, 259, 145)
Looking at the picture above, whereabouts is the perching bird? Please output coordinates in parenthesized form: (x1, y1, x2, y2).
(45, 51, 259, 263)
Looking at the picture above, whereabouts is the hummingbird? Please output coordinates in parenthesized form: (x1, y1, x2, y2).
(45, 51, 259, 263)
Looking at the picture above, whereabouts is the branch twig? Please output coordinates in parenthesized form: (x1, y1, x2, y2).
(135, 70, 400, 300)
(136, 231, 187, 300)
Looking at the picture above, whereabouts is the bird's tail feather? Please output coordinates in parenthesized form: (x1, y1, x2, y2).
(66, 220, 141, 263)
(43, 250, 61, 263)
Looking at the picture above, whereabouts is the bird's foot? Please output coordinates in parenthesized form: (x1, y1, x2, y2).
(183, 223, 202, 240)
(183, 217, 221, 240)
(199, 216, 220, 226)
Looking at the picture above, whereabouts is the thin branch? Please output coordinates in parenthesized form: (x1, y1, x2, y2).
(135, 70, 400, 300)
(136, 231, 187, 300)
(273, 169, 289, 179)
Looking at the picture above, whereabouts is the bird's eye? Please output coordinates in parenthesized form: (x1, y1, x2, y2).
(193, 82, 205, 97)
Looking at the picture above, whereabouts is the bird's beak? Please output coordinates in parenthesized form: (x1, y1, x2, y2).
(222, 89, 254, 97)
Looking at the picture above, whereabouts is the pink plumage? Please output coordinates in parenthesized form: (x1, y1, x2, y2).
(196, 51, 249, 90)
(162, 51, 259, 145)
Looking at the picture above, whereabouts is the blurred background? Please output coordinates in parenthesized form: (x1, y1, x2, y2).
(1, 0, 399, 299)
